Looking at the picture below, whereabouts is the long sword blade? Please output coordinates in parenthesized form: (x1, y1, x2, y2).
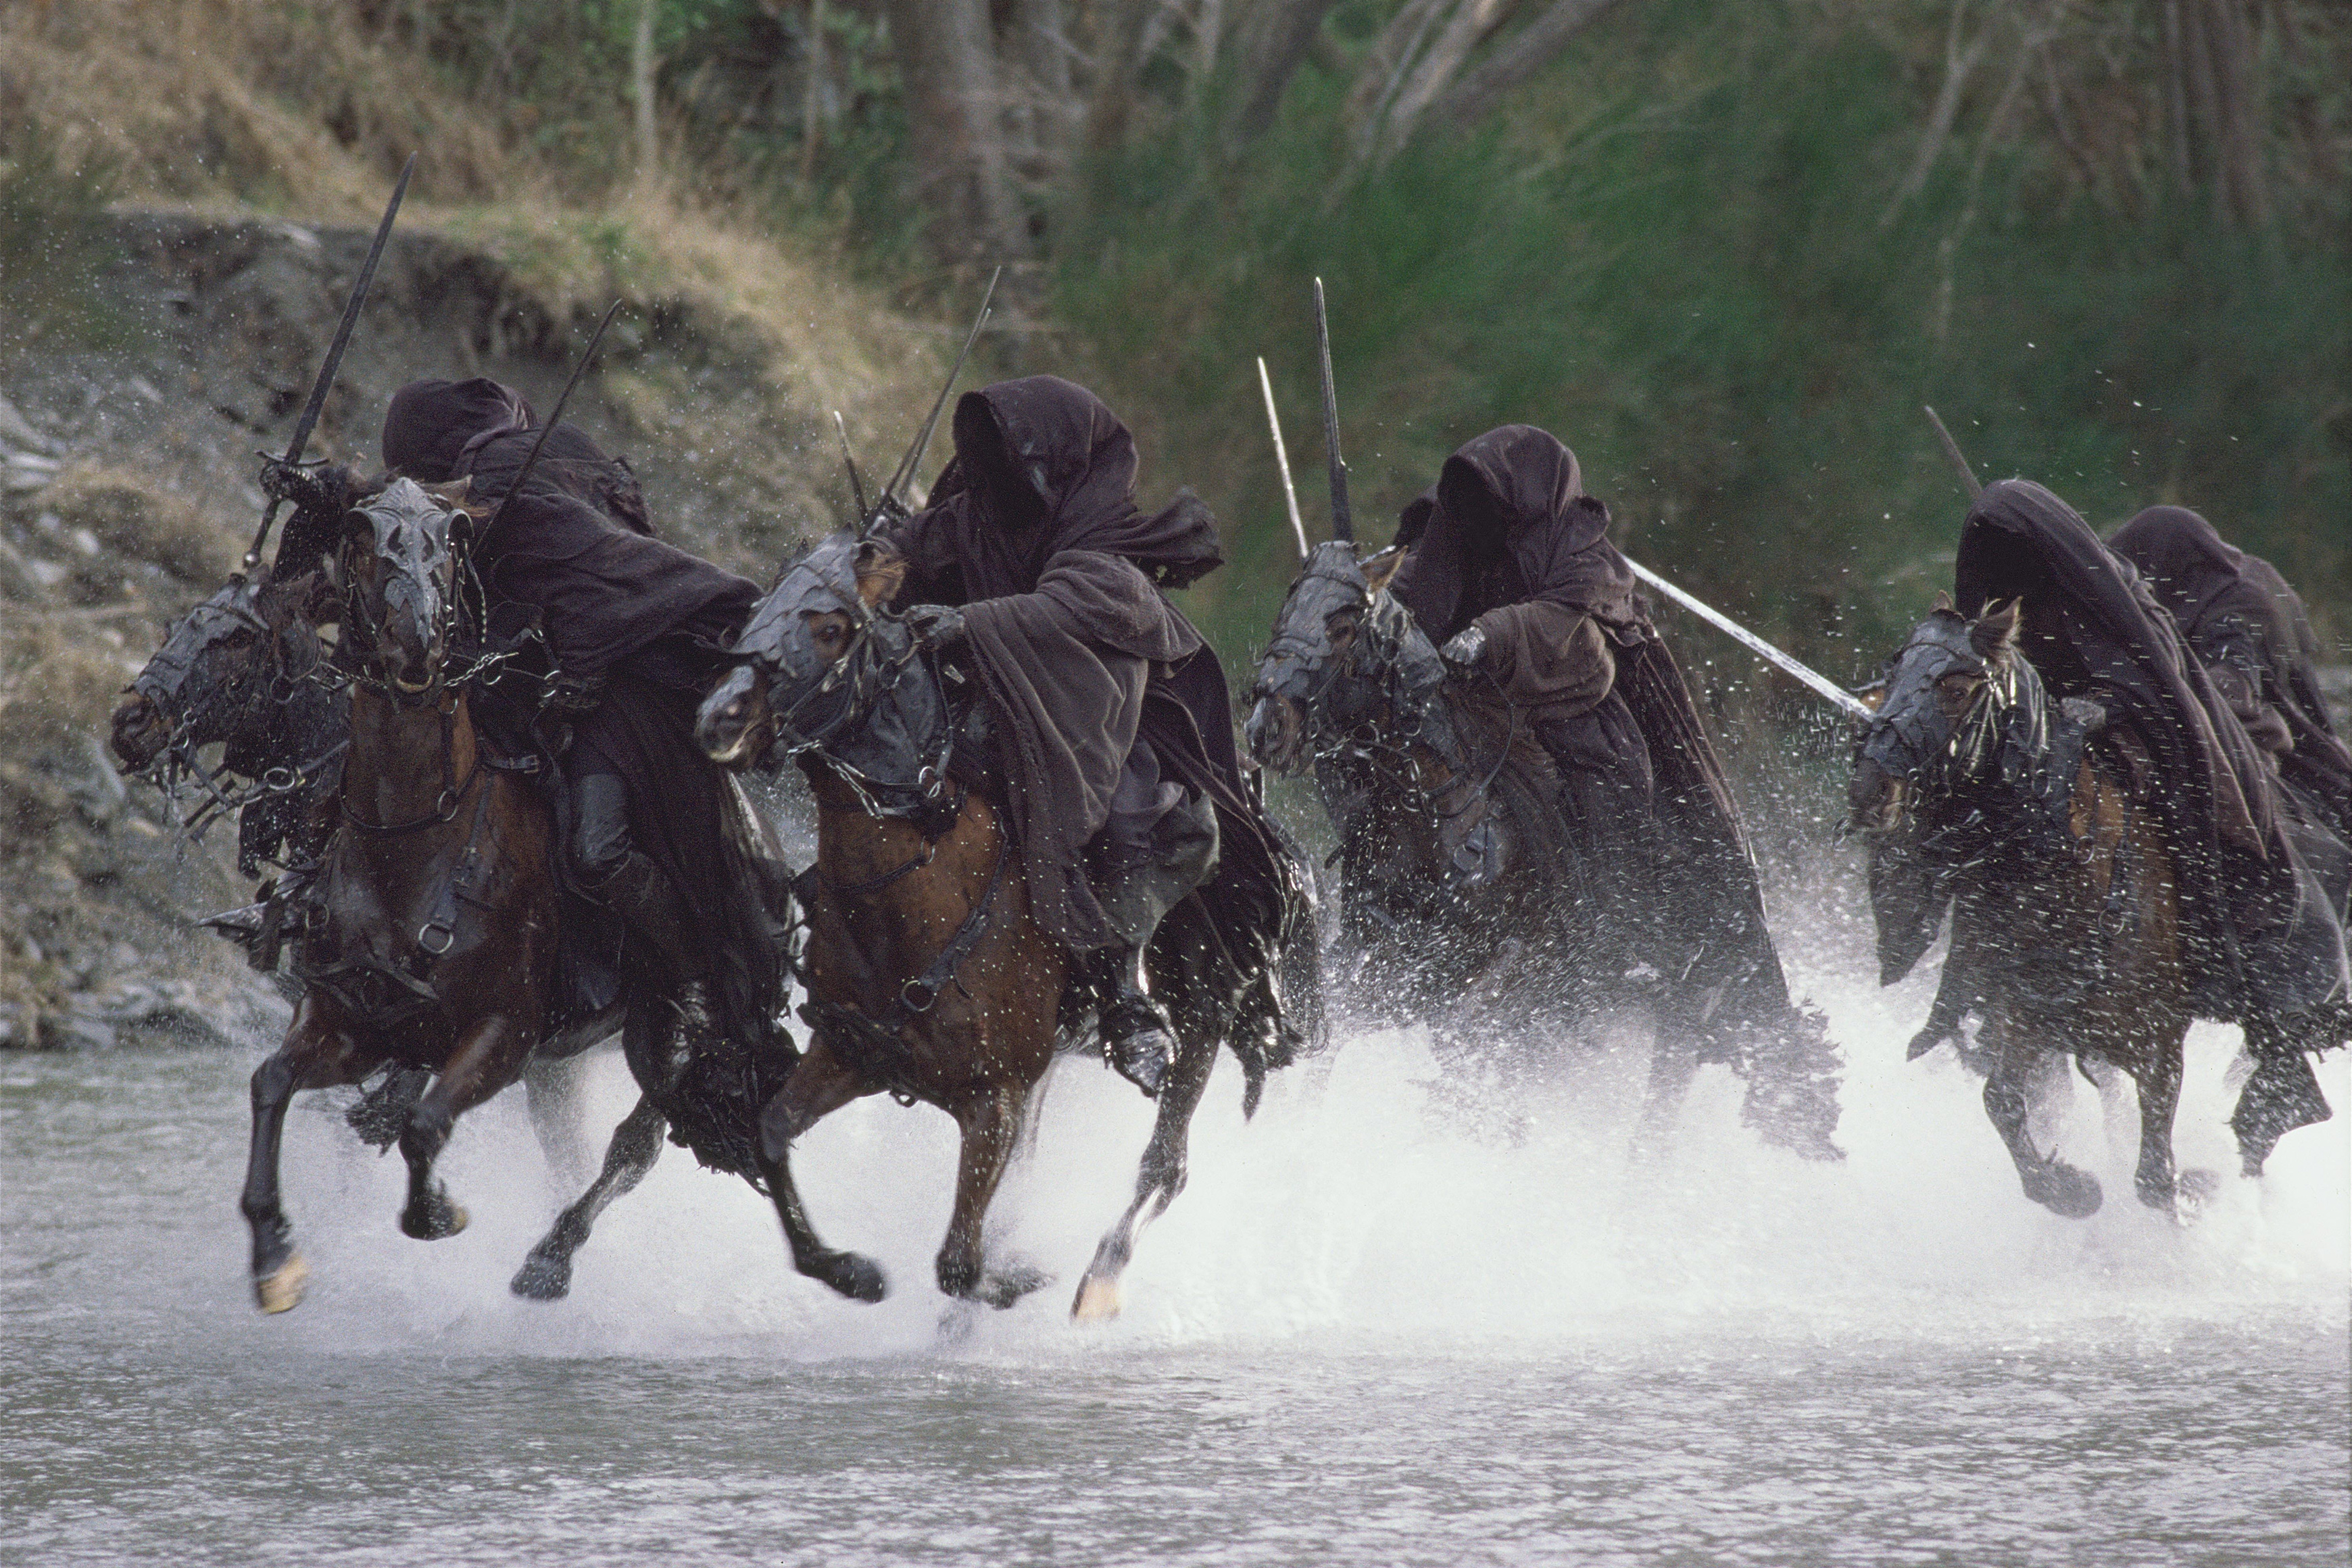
(1312, 277, 1352, 543)
(871, 266, 1001, 531)
(833, 410, 870, 521)
(1256, 356, 1308, 561)
(485, 299, 625, 535)
(1623, 556, 1874, 721)
(248, 151, 417, 570)
(1924, 404, 1983, 498)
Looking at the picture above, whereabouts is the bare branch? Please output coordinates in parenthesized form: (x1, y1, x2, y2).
(1881, 1, 2002, 231)
(1425, 0, 1623, 134)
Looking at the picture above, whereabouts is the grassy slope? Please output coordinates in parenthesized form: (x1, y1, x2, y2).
(0, 1, 946, 1039)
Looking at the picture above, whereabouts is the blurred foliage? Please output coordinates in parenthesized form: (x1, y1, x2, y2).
(0, 124, 123, 351)
(1049, 0, 2351, 674)
(31, 1, 2339, 678)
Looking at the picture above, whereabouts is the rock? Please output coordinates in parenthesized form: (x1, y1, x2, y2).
(47, 1009, 118, 1051)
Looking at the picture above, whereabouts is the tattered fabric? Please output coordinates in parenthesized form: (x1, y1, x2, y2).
(1957, 480, 2346, 1016)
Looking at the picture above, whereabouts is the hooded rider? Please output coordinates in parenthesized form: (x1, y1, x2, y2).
(873, 375, 1246, 1096)
(258, 377, 783, 1046)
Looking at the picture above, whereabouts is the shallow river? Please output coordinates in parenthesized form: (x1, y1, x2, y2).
(4, 939, 2346, 1566)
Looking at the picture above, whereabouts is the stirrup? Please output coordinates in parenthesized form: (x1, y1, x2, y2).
(1098, 994, 1175, 1098)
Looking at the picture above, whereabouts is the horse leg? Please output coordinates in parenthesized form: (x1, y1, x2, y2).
(1983, 1027, 2101, 1219)
(397, 1015, 522, 1241)
(241, 1003, 370, 1314)
(2230, 1012, 2335, 1177)
(510, 1094, 667, 1301)
(1629, 1023, 1702, 1166)
(756, 1044, 886, 1303)
(1073, 1027, 1216, 1322)
(936, 1082, 1046, 1308)
(2128, 1029, 2208, 1213)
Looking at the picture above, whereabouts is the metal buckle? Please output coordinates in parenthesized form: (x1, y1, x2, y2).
(416, 919, 456, 956)
(899, 977, 939, 1014)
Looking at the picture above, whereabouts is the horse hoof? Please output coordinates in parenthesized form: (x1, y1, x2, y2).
(977, 1261, 1052, 1310)
(401, 1195, 469, 1242)
(2024, 1161, 2102, 1219)
(1070, 1275, 1123, 1323)
(254, 1253, 310, 1315)
(814, 1251, 886, 1304)
(510, 1253, 572, 1302)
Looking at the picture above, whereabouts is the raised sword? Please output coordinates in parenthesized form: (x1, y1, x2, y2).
(246, 151, 417, 570)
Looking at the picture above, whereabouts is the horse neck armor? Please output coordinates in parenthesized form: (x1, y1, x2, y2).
(1871, 618, 2090, 870)
(791, 618, 971, 837)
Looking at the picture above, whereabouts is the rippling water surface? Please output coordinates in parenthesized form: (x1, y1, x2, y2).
(3, 937, 2346, 1565)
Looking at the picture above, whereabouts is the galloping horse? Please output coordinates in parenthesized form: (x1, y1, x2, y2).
(697, 531, 1315, 1319)
(236, 478, 635, 1311)
(1244, 539, 1831, 1155)
(1849, 598, 2215, 1218)
(110, 569, 345, 889)
(1244, 541, 1565, 1025)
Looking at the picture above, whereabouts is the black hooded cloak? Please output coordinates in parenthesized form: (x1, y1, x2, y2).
(376, 376, 783, 1045)
(1955, 481, 2346, 1017)
(2107, 506, 2352, 839)
(883, 375, 1284, 960)
(1389, 424, 1803, 1053)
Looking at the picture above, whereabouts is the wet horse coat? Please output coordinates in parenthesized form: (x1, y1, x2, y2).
(699, 531, 1318, 1319)
(1853, 601, 2208, 1215)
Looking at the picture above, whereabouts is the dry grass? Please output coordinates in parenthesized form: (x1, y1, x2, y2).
(0, 609, 142, 763)
(0, 0, 509, 216)
(38, 465, 237, 585)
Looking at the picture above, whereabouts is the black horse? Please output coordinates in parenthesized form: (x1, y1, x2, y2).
(697, 530, 1321, 1319)
(112, 570, 346, 887)
(1851, 599, 2261, 1217)
(1244, 539, 1842, 1159)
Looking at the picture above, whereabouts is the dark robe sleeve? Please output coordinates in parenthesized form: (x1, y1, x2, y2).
(483, 490, 758, 684)
(879, 500, 971, 607)
(1471, 602, 1615, 717)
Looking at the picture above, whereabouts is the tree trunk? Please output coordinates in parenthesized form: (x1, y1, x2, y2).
(632, 0, 660, 186)
(2199, 0, 2271, 226)
(802, 0, 827, 186)
(1082, 0, 1156, 155)
(885, 0, 1025, 266)
(1377, 0, 1516, 161)
(1223, 0, 1344, 149)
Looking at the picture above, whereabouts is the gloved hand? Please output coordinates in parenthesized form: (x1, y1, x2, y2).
(1440, 623, 1487, 675)
(544, 670, 606, 715)
(904, 603, 966, 649)
(256, 453, 345, 515)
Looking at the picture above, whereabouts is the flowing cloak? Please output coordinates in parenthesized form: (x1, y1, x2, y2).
(1387, 424, 1799, 1046)
(376, 376, 783, 1044)
(2107, 506, 2352, 839)
(1954, 481, 2347, 1018)
(881, 374, 1286, 960)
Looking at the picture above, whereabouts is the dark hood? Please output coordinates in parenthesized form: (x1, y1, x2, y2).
(382, 378, 534, 483)
(2107, 506, 2246, 633)
(924, 376, 1225, 596)
(1390, 424, 1634, 644)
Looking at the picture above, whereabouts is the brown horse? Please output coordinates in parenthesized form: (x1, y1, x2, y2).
(239, 478, 627, 1311)
(697, 531, 1308, 1319)
(1851, 599, 2212, 1217)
